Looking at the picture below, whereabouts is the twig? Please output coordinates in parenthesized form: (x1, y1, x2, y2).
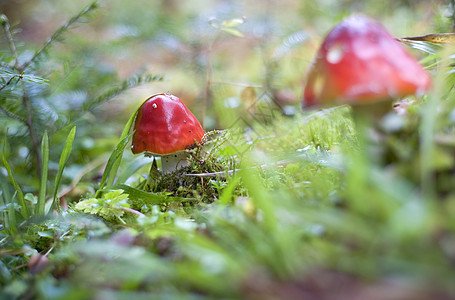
(18, 1, 98, 72)
(211, 80, 263, 88)
(0, 104, 26, 122)
(0, 74, 20, 92)
(0, 14, 19, 68)
(114, 206, 145, 217)
(184, 168, 240, 178)
(44, 246, 54, 256)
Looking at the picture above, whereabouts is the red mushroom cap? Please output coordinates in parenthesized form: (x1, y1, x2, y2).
(303, 15, 431, 108)
(132, 93, 205, 155)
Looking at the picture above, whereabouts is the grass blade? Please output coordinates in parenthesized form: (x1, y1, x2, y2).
(97, 132, 134, 196)
(116, 156, 151, 185)
(105, 111, 139, 187)
(219, 175, 241, 205)
(240, 162, 277, 231)
(1, 155, 29, 219)
(37, 131, 49, 216)
(420, 49, 449, 199)
(96, 108, 140, 197)
(0, 173, 16, 234)
(98, 93, 167, 195)
(52, 126, 76, 212)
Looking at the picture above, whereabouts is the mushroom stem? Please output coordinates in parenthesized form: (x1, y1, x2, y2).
(350, 101, 394, 165)
(350, 100, 394, 124)
(349, 100, 395, 128)
(160, 151, 190, 173)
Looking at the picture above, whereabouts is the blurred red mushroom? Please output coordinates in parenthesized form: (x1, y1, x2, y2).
(132, 93, 205, 173)
(302, 15, 431, 118)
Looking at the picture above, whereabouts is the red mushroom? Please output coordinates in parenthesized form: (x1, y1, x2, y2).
(132, 93, 205, 173)
(302, 15, 431, 117)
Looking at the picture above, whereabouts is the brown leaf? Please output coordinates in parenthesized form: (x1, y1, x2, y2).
(398, 33, 455, 44)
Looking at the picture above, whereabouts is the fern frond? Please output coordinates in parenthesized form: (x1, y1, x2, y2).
(19, 1, 99, 71)
(80, 73, 164, 114)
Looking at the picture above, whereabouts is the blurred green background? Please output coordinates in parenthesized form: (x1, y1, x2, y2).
(2, 0, 448, 125)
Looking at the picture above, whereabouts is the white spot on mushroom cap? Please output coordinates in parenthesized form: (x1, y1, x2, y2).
(152, 103, 157, 108)
(326, 43, 344, 64)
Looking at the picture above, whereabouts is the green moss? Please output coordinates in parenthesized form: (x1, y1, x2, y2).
(134, 130, 237, 203)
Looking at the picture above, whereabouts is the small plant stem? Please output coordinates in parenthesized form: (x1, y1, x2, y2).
(117, 206, 145, 217)
(202, 40, 214, 128)
(22, 91, 42, 177)
(452, 0, 455, 31)
(202, 29, 221, 128)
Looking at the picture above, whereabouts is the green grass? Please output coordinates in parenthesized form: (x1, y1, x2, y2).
(4, 102, 455, 298)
